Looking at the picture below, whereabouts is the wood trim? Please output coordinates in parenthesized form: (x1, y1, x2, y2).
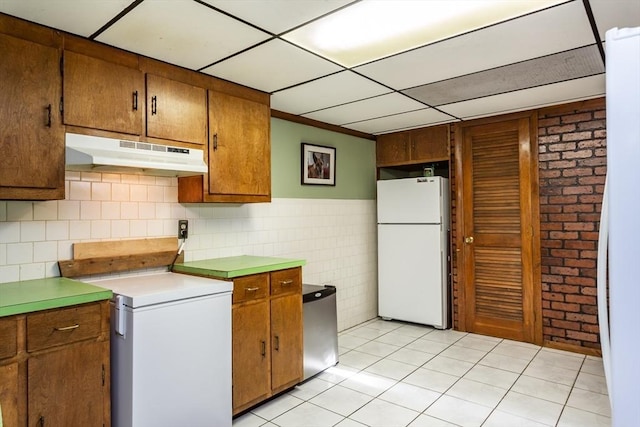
(271, 109, 375, 140)
(72, 237, 177, 259)
(453, 122, 466, 331)
(544, 340, 602, 357)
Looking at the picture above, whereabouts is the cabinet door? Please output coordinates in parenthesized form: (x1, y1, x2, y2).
(63, 51, 143, 135)
(146, 74, 207, 145)
(28, 341, 106, 426)
(232, 301, 270, 414)
(270, 294, 303, 394)
(209, 91, 270, 197)
(376, 131, 411, 166)
(411, 125, 449, 162)
(0, 33, 64, 200)
(0, 362, 19, 427)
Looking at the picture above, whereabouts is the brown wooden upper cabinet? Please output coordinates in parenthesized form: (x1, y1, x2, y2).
(178, 90, 271, 203)
(0, 28, 64, 200)
(377, 124, 449, 166)
(145, 74, 207, 146)
(63, 50, 144, 136)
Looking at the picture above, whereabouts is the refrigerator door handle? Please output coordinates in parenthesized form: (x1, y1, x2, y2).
(597, 176, 612, 403)
(115, 295, 126, 337)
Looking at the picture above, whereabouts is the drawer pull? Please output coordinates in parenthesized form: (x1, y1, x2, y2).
(274, 335, 280, 351)
(260, 340, 266, 357)
(54, 324, 79, 331)
(280, 280, 293, 286)
(245, 287, 260, 292)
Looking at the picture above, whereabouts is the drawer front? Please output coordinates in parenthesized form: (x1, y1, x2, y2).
(27, 303, 102, 352)
(270, 268, 301, 297)
(233, 273, 269, 304)
(0, 317, 18, 360)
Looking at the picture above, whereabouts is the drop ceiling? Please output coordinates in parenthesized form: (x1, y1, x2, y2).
(1, 0, 638, 136)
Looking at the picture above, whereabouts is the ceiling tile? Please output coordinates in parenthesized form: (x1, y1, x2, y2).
(403, 45, 604, 106)
(270, 71, 390, 115)
(438, 75, 605, 120)
(95, 0, 270, 70)
(355, 1, 594, 90)
(343, 109, 456, 135)
(589, 0, 640, 41)
(201, 39, 342, 93)
(0, 0, 131, 37)
(200, 0, 351, 34)
(303, 93, 427, 126)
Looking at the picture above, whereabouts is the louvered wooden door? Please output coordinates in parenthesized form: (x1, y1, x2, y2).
(456, 114, 541, 344)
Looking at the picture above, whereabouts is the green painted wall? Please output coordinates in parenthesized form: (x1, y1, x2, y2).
(271, 118, 376, 199)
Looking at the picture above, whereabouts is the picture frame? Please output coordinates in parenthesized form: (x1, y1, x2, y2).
(301, 143, 336, 186)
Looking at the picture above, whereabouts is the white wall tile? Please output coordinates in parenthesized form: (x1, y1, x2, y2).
(101, 202, 121, 220)
(91, 220, 111, 239)
(148, 185, 164, 202)
(0, 243, 6, 265)
(0, 201, 6, 221)
(69, 220, 92, 240)
(101, 173, 121, 183)
(46, 221, 69, 241)
(0, 222, 21, 243)
(112, 183, 130, 201)
(34, 201, 58, 220)
(7, 242, 33, 264)
(58, 200, 81, 220)
(80, 172, 101, 182)
(7, 201, 33, 221)
(81, 201, 101, 220)
(121, 202, 139, 219)
(111, 220, 130, 238)
(130, 184, 148, 202)
(139, 202, 155, 219)
(21, 221, 45, 242)
(92, 182, 111, 200)
(69, 181, 91, 200)
(34, 241, 58, 262)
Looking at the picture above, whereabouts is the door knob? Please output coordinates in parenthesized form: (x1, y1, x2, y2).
(464, 236, 474, 244)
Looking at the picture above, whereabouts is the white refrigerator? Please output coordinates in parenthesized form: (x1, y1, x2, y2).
(377, 176, 450, 329)
(598, 26, 640, 427)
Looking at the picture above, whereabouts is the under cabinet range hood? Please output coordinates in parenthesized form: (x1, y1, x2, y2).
(65, 133, 208, 177)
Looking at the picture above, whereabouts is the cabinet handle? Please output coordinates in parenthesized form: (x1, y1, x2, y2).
(39, 415, 45, 427)
(280, 280, 293, 286)
(245, 287, 260, 292)
(274, 335, 280, 351)
(54, 324, 79, 331)
(45, 104, 52, 127)
(260, 340, 266, 357)
(151, 95, 157, 115)
(133, 90, 138, 111)
(213, 133, 218, 151)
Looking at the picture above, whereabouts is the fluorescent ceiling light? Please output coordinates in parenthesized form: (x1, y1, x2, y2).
(283, 0, 567, 67)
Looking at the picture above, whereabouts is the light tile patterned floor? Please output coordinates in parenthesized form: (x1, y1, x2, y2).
(233, 319, 611, 427)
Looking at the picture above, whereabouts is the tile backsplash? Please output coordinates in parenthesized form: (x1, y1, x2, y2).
(0, 171, 378, 331)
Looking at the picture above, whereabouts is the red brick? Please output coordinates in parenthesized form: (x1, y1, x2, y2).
(548, 177, 578, 186)
(550, 284, 580, 294)
(580, 157, 607, 167)
(545, 292, 565, 302)
(542, 256, 564, 266)
(540, 153, 561, 161)
(540, 204, 562, 213)
(541, 223, 563, 231)
(563, 204, 594, 213)
(549, 142, 577, 152)
(549, 195, 578, 205)
(593, 110, 606, 119)
(542, 274, 564, 284)
(548, 160, 577, 170)
(544, 327, 567, 337)
(564, 186, 594, 195)
(551, 302, 581, 312)
(580, 268, 597, 278)
(540, 169, 562, 179)
(564, 240, 596, 250)
(565, 276, 596, 286)
(578, 213, 601, 222)
(542, 309, 565, 320)
(580, 250, 598, 259)
(566, 330, 599, 342)
(550, 266, 580, 276)
(539, 117, 560, 127)
(564, 222, 594, 231)
(549, 248, 579, 258)
(565, 258, 596, 268)
(577, 121, 606, 131)
(566, 313, 598, 324)
(578, 176, 605, 185)
(548, 124, 577, 134)
(562, 112, 593, 123)
(562, 168, 593, 177)
(580, 232, 600, 240)
(579, 195, 602, 204)
(551, 319, 581, 330)
(595, 148, 607, 157)
(582, 305, 598, 314)
(549, 231, 579, 240)
(539, 135, 561, 144)
(541, 187, 563, 196)
(594, 129, 606, 138)
(566, 294, 597, 305)
(563, 149, 594, 159)
(581, 286, 598, 296)
(563, 131, 594, 142)
(541, 239, 563, 248)
(582, 323, 601, 333)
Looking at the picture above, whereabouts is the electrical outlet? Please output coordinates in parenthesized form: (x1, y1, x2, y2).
(178, 220, 188, 239)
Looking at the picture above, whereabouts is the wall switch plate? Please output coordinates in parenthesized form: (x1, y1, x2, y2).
(178, 220, 188, 239)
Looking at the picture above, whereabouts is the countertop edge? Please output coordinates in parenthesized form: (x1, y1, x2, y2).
(0, 290, 113, 318)
(173, 258, 306, 279)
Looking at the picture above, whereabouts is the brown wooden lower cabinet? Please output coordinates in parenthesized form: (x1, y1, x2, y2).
(0, 301, 110, 426)
(232, 268, 303, 415)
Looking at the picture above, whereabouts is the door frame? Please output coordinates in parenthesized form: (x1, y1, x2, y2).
(454, 110, 543, 344)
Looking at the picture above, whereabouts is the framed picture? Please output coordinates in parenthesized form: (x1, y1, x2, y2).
(301, 143, 336, 186)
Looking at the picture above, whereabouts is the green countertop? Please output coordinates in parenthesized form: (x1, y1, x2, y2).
(0, 277, 113, 317)
(173, 255, 306, 279)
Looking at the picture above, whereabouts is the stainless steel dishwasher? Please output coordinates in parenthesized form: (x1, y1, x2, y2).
(302, 284, 339, 380)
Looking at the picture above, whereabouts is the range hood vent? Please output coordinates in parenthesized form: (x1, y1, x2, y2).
(65, 133, 208, 177)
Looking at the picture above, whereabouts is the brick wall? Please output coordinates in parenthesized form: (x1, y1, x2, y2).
(449, 98, 606, 351)
(538, 98, 606, 350)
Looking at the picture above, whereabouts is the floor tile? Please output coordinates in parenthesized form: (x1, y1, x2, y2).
(348, 326, 389, 340)
(405, 338, 451, 354)
(574, 371, 609, 395)
(356, 341, 401, 358)
(422, 355, 474, 377)
(364, 358, 418, 380)
(378, 382, 441, 412)
(339, 333, 371, 350)
(482, 410, 549, 427)
(339, 350, 381, 370)
(402, 368, 460, 393)
(580, 357, 606, 377)
(374, 331, 418, 347)
(288, 377, 336, 401)
(445, 378, 507, 408)
(439, 345, 487, 364)
(408, 414, 461, 427)
(340, 371, 397, 397)
(365, 319, 403, 332)
(334, 419, 369, 427)
(309, 384, 373, 417)
(316, 364, 359, 384)
(557, 406, 612, 427)
(533, 348, 585, 370)
(478, 352, 531, 373)
(386, 347, 436, 367)
(463, 364, 519, 389)
(511, 375, 572, 404)
(232, 412, 268, 427)
(566, 387, 611, 417)
(491, 342, 539, 361)
(425, 395, 492, 427)
(497, 391, 564, 426)
(523, 359, 579, 386)
(394, 324, 434, 338)
(422, 329, 467, 345)
(455, 335, 500, 352)
(350, 398, 420, 427)
(270, 402, 344, 427)
(251, 394, 304, 421)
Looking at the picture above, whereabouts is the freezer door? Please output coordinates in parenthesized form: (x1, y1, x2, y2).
(377, 177, 444, 224)
(378, 224, 447, 328)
